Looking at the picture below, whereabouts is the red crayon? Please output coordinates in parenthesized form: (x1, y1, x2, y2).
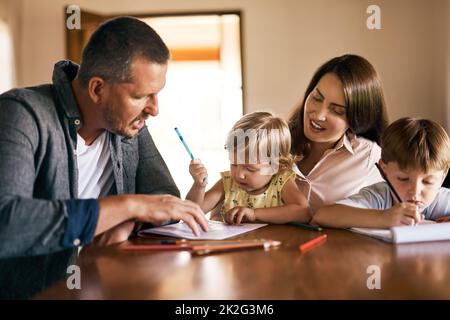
(299, 234, 327, 253)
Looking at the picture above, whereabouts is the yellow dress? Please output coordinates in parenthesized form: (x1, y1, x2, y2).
(220, 169, 296, 213)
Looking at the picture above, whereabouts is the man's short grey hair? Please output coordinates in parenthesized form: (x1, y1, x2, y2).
(77, 16, 170, 87)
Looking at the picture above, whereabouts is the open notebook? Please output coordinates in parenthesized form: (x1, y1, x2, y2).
(138, 220, 268, 240)
(350, 220, 450, 244)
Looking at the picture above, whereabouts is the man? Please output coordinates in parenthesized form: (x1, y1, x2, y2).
(0, 16, 208, 299)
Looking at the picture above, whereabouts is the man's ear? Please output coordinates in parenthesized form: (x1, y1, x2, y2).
(379, 159, 388, 171)
(87, 77, 107, 104)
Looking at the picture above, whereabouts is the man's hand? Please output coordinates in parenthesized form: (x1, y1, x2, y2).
(189, 159, 208, 188)
(224, 206, 256, 225)
(132, 194, 209, 236)
(384, 203, 423, 227)
(97, 194, 209, 238)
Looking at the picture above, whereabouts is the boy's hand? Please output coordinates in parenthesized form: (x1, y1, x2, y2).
(224, 206, 256, 224)
(384, 203, 423, 227)
(436, 216, 450, 223)
(189, 159, 208, 187)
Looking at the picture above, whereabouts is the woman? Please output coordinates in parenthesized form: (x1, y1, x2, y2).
(288, 54, 388, 213)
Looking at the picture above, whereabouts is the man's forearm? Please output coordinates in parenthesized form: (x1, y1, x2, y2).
(95, 195, 136, 236)
(95, 193, 209, 238)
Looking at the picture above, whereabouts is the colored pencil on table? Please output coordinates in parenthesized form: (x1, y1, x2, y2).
(288, 221, 322, 232)
(191, 240, 282, 256)
(159, 239, 269, 245)
(299, 234, 327, 254)
(122, 244, 193, 251)
(121, 239, 277, 252)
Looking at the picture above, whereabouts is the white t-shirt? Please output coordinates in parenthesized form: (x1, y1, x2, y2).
(76, 131, 114, 199)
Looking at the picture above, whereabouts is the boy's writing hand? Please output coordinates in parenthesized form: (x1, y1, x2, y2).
(384, 202, 423, 227)
(224, 206, 256, 225)
(189, 159, 208, 187)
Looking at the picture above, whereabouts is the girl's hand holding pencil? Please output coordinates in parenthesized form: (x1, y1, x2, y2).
(189, 159, 208, 188)
(174, 127, 208, 185)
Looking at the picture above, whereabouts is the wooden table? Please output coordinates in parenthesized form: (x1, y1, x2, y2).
(35, 225, 450, 299)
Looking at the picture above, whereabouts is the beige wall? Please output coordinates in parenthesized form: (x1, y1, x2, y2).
(445, 0, 450, 129)
(13, 0, 450, 129)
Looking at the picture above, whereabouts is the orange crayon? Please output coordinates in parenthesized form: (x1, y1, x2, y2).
(299, 234, 327, 253)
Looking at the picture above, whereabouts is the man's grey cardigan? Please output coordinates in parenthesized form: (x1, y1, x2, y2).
(0, 60, 179, 298)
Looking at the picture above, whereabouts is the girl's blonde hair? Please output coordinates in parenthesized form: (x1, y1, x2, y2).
(225, 111, 296, 173)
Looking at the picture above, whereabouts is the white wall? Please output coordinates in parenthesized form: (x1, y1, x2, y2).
(15, 0, 450, 128)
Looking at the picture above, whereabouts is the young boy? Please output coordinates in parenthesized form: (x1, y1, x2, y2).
(312, 117, 450, 228)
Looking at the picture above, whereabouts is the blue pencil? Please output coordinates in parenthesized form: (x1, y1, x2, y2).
(174, 127, 195, 160)
(174, 127, 208, 184)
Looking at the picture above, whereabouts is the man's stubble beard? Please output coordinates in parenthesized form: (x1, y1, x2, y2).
(103, 104, 135, 139)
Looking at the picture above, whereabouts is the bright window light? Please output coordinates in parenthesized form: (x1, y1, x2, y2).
(0, 20, 14, 93)
(142, 15, 243, 201)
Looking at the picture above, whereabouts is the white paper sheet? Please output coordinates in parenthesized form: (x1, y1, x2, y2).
(349, 227, 393, 242)
(392, 221, 450, 243)
(349, 220, 450, 244)
(138, 220, 268, 240)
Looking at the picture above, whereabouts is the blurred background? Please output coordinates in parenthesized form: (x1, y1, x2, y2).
(0, 0, 449, 196)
